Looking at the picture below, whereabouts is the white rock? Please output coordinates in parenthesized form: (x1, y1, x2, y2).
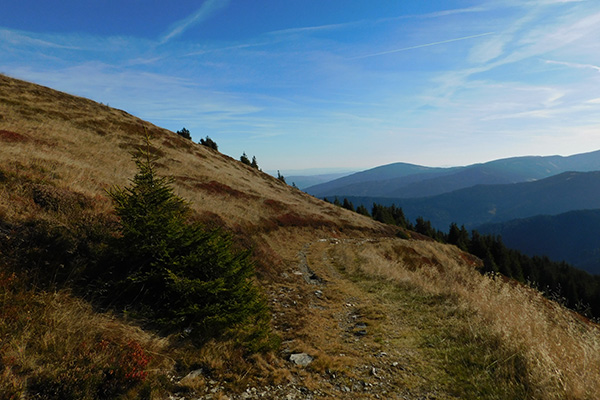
(289, 353, 314, 367)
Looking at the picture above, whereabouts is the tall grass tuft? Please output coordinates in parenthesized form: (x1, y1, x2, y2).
(329, 238, 600, 399)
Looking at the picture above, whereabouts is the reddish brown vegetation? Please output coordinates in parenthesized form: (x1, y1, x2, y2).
(118, 140, 166, 158)
(31, 184, 90, 213)
(194, 180, 257, 200)
(273, 212, 337, 230)
(194, 211, 228, 230)
(0, 130, 28, 143)
(263, 199, 288, 212)
(162, 135, 194, 153)
(457, 251, 483, 268)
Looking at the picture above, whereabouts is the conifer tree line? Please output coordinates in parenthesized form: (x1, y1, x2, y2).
(276, 170, 286, 183)
(175, 127, 292, 184)
(176, 127, 191, 140)
(240, 152, 260, 170)
(326, 197, 600, 320)
(175, 127, 271, 175)
(200, 136, 218, 151)
(176, 127, 219, 151)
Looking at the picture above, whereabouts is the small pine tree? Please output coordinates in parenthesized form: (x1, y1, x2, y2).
(200, 136, 218, 151)
(448, 223, 469, 251)
(390, 205, 408, 228)
(415, 217, 436, 238)
(277, 170, 286, 183)
(240, 152, 251, 166)
(103, 136, 269, 347)
(371, 203, 393, 225)
(356, 204, 370, 216)
(342, 198, 355, 212)
(176, 127, 191, 140)
(251, 156, 259, 170)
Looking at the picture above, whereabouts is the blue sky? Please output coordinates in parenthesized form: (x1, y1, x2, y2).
(2, 0, 600, 173)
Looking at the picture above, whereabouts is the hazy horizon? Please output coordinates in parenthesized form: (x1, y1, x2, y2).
(276, 147, 600, 177)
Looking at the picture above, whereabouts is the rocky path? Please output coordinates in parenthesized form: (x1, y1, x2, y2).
(169, 237, 455, 400)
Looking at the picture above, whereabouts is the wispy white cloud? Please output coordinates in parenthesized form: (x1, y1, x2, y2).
(266, 7, 487, 36)
(504, 11, 600, 63)
(429, 6, 600, 104)
(545, 59, 600, 72)
(267, 21, 363, 36)
(518, 0, 588, 4)
(468, 36, 506, 64)
(0, 28, 81, 50)
(467, 10, 539, 64)
(372, 6, 487, 24)
(410, 7, 488, 19)
(482, 109, 554, 120)
(185, 41, 272, 57)
(160, 0, 230, 44)
(350, 32, 495, 60)
(124, 56, 166, 67)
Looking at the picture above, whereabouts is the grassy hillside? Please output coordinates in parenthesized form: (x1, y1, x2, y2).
(1, 74, 600, 399)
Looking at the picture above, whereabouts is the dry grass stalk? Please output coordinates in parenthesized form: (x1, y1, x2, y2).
(328, 238, 600, 399)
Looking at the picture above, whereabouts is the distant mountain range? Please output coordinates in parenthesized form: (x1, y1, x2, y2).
(477, 210, 600, 275)
(285, 172, 354, 189)
(306, 150, 600, 198)
(342, 171, 600, 229)
(305, 151, 600, 275)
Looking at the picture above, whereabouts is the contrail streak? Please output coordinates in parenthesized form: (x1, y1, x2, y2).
(160, 0, 230, 44)
(351, 31, 495, 59)
(546, 59, 600, 72)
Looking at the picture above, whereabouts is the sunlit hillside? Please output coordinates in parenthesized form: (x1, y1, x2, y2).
(1, 74, 599, 399)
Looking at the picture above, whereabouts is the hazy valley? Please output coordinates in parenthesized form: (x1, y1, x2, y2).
(307, 154, 600, 276)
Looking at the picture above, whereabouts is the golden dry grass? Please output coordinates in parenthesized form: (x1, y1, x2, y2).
(0, 274, 173, 399)
(324, 238, 600, 399)
(1, 73, 599, 399)
(0, 74, 384, 235)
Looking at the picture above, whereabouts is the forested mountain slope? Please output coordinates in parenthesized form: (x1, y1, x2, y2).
(477, 209, 600, 275)
(343, 171, 600, 230)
